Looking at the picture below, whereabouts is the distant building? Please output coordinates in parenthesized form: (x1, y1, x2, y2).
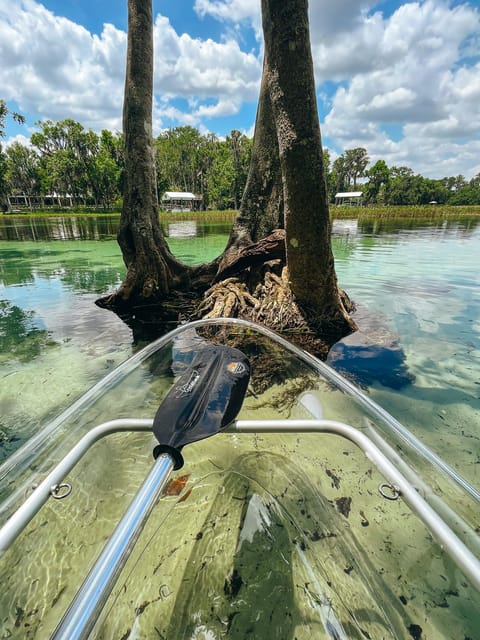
(6, 193, 75, 210)
(334, 191, 363, 206)
(161, 191, 202, 212)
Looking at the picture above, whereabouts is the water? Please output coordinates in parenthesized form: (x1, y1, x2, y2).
(0, 214, 479, 638)
(0, 214, 478, 489)
(329, 217, 480, 489)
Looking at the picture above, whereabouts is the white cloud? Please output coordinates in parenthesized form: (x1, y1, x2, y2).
(0, 1, 260, 136)
(1, 0, 479, 178)
(153, 15, 260, 103)
(194, 0, 262, 38)
(318, 1, 480, 177)
(0, 1, 125, 131)
(3, 133, 32, 148)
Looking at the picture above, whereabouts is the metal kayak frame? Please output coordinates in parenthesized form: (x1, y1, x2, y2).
(1, 415, 480, 640)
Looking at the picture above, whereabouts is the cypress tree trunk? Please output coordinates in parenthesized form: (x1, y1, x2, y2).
(261, 0, 356, 338)
(98, 0, 190, 310)
(222, 57, 284, 258)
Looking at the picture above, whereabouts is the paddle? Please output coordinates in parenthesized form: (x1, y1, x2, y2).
(152, 343, 251, 468)
(52, 342, 250, 640)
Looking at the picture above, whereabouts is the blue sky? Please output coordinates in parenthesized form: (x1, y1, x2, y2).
(1, 0, 479, 178)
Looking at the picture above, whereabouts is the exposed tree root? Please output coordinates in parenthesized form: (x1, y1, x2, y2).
(96, 230, 355, 359)
(196, 277, 259, 319)
(195, 259, 350, 359)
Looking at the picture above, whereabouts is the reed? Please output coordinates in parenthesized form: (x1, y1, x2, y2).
(331, 204, 480, 220)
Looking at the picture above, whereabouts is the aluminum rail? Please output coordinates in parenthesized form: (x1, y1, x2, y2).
(231, 419, 480, 592)
(0, 419, 153, 554)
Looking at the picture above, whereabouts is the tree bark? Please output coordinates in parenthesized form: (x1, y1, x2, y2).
(222, 58, 284, 257)
(98, 0, 191, 311)
(261, 0, 356, 339)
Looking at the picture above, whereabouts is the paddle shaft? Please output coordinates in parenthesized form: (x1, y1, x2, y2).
(51, 453, 174, 640)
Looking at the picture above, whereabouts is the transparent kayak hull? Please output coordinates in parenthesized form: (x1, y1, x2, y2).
(1, 318, 479, 639)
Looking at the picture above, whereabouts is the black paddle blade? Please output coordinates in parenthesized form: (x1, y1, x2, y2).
(153, 343, 250, 461)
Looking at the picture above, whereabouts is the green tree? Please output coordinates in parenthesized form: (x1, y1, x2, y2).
(5, 142, 40, 201)
(195, 132, 219, 209)
(207, 141, 236, 209)
(344, 147, 369, 188)
(387, 166, 417, 204)
(447, 183, 480, 205)
(0, 100, 25, 206)
(364, 159, 390, 204)
(91, 130, 124, 209)
(155, 126, 204, 193)
(0, 146, 7, 206)
(31, 119, 99, 204)
(331, 155, 348, 195)
(226, 130, 251, 209)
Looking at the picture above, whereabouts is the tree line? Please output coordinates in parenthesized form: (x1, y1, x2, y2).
(0, 118, 253, 211)
(1, 115, 479, 210)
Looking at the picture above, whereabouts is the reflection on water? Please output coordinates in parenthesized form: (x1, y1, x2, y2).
(165, 220, 198, 238)
(332, 216, 480, 488)
(0, 215, 120, 242)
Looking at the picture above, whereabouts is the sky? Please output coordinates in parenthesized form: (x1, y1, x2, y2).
(1, 0, 479, 179)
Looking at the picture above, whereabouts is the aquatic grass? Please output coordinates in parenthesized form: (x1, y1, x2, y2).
(4, 205, 479, 223)
(331, 204, 480, 220)
(3, 209, 238, 222)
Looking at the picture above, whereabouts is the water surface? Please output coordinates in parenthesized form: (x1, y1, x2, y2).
(0, 214, 478, 490)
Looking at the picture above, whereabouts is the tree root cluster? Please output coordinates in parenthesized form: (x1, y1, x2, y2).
(196, 277, 258, 319)
(195, 261, 334, 358)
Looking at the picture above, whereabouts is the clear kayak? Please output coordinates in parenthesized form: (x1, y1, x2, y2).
(0, 318, 479, 639)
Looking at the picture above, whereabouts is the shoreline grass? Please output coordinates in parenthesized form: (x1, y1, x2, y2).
(331, 204, 480, 220)
(2, 205, 479, 222)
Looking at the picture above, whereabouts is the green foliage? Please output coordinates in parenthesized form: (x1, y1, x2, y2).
(0, 100, 26, 202)
(330, 147, 369, 197)
(0, 146, 7, 201)
(207, 143, 236, 210)
(155, 126, 251, 210)
(0, 99, 25, 139)
(2, 109, 479, 211)
(447, 185, 480, 205)
(363, 160, 390, 204)
(5, 142, 40, 196)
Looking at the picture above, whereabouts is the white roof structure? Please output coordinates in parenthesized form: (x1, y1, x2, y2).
(334, 191, 363, 198)
(162, 191, 196, 200)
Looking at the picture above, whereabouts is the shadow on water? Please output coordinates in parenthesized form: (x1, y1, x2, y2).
(327, 305, 415, 390)
(119, 452, 420, 640)
(327, 342, 414, 390)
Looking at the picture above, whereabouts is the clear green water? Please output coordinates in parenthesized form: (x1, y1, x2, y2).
(0, 214, 479, 492)
(0, 215, 479, 639)
(329, 217, 480, 489)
